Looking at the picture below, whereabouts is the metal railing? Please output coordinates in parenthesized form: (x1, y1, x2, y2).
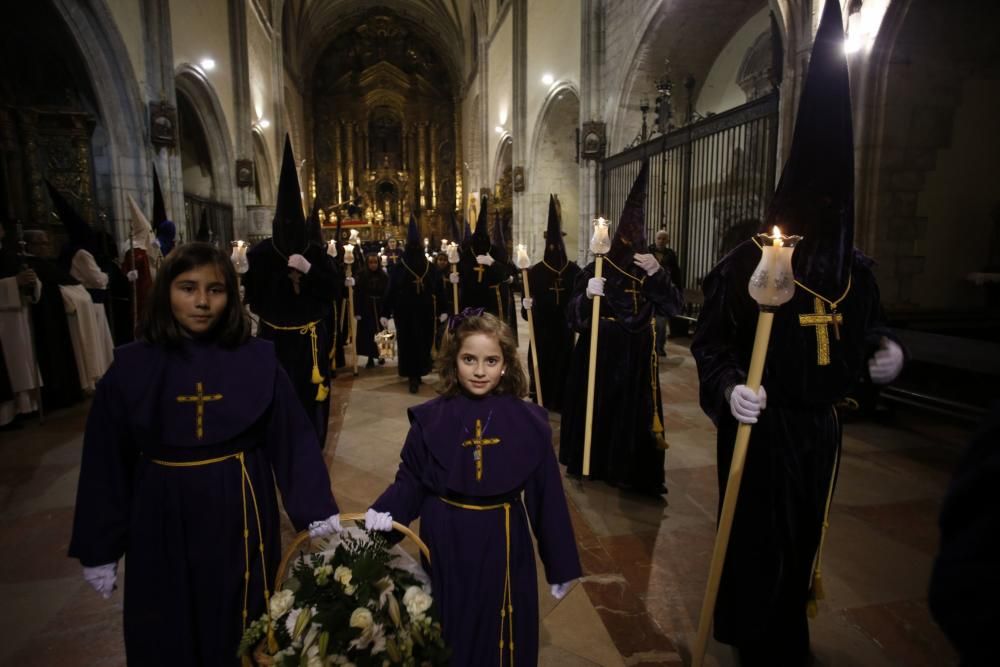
(599, 94, 779, 291)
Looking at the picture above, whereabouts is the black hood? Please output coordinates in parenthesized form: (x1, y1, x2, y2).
(608, 162, 648, 266)
(491, 210, 508, 264)
(306, 198, 324, 247)
(471, 196, 492, 255)
(764, 0, 854, 295)
(46, 180, 95, 254)
(404, 213, 426, 265)
(543, 194, 567, 265)
(271, 135, 307, 255)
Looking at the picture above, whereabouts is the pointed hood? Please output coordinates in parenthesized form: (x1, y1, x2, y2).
(46, 180, 95, 254)
(272, 135, 307, 254)
(543, 194, 567, 265)
(306, 198, 324, 247)
(491, 209, 508, 263)
(404, 213, 427, 267)
(126, 194, 153, 250)
(764, 0, 853, 294)
(471, 196, 492, 255)
(151, 164, 176, 254)
(608, 162, 649, 265)
(195, 209, 210, 242)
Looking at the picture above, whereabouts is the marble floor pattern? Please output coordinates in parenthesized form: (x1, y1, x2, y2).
(0, 332, 968, 666)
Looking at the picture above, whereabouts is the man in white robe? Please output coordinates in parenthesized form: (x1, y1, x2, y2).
(0, 226, 41, 426)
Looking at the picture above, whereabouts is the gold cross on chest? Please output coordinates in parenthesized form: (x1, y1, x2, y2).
(473, 264, 486, 283)
(461, 418, 501, 482)
(176, 381, 224, 439)
(549, 278, 565, 305)
(623, 283, 641, 314)
(798, 297, 844, 366)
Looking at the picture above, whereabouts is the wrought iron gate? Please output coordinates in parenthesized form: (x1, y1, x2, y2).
(599, 93, 779, 292)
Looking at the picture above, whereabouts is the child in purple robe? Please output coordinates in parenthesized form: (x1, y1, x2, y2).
(367, 309, 582, 666)
(69, 243, 342, 666)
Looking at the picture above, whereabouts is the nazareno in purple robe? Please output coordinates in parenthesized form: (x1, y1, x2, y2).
(68, 337, 338, 666)
(373, 393, 582, 667)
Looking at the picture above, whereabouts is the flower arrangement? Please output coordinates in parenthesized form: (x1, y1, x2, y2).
(239, 530, 449, 666)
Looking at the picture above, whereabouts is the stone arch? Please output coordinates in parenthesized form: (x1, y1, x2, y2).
(175, 64, 236, 206)
(252, 128, 274, 205)
(50, 0, 149, 244)
(492, 134, 513, 190)
(528, 83, 581, 261)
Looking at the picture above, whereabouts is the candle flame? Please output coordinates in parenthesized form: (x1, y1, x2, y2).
(772, 226, 783, 247)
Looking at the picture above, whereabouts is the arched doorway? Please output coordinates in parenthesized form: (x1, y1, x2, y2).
(530, 86, 581, 262)
(175, 67, 235, 246)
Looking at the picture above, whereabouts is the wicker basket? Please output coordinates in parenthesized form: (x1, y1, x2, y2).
(250, 512, 430, 666)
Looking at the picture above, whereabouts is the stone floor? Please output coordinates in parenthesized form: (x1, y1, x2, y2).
(0, 333, 967, 666)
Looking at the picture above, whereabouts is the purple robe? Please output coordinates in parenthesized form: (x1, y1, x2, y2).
(373, 393, 582, 666)
(68, 338, 338, 666)
(559, 261, 684, 493)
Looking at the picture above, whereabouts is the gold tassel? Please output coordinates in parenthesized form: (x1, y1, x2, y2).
(650, 319, 668, 450)
(813, 569, 826, 601)
(315, 382, 329, 402)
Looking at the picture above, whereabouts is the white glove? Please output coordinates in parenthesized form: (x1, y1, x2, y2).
(365, 508, 393, 532)
(151, 238, 161, 249)
(475, 254, 495, 266)
(354, 315, 361, 321)
(448, 272, 460, 284)
(344, 277, 355, 287)
(868, 337, 904, 385)
(308, 514, 343, 539)
(287, 254, 311, 274)
(586, 277, 605, 299)
(633, 253, 662, 276)
(83, 562, 118, 599)
(379, 317, 389, 328)
(522, 297, 534, 310)
(126, 270, 139, 282)
(439, 313, 449, 322)
(505, 275, 514, 284)
(550, 581, 574, 600)
(729, 384, 767, 424)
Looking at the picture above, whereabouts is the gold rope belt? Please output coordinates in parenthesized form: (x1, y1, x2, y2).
(150, 452, 277, 651)
(260, 318, 328, 401)
(439, 496, 515, 667)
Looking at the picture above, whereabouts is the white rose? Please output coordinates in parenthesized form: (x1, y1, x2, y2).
(403, 586, 432, 619)
(269, 589, 295, 619)
(350, 607, 374, 630)
(335, 565, 357, 595)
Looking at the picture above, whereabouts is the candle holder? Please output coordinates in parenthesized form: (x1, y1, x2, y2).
(515, 243, 544, 406)
(446, 242, 460, 315)
(691, 226, 801, 667)
(343, 243, 357, 376)
(326, 239, 338, 258)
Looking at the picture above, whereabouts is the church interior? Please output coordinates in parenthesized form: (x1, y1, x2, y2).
(1, 0, 998, 665)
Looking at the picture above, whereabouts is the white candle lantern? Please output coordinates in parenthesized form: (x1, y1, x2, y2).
(343, 243, 355, 264)
(748, 226, 801, 308)
(326, 239, 338, 258)
(590, 217, 611, 255)
(446, 242, 459, 264)
(514, 243, 531, 270)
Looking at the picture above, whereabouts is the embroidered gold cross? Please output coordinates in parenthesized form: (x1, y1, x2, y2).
(176, 382, 223, 439)
(474, 264, 486, 283)
(461, 419, 501, 482)
(623, 283, 641, 314)
(549, 278, 565, 305)
(798, 297, 844, 366)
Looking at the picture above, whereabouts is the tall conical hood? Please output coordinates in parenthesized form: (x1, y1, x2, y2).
(471, 196, 492, 255)
(543, 194, 567, 265)
(126, 194, 153, 249)
(609, 162, 648, 264)
(306, 198, 324, 247)
(491, 209, 508, 263)
(152, 164, 168, 231)
(195, 209, 210, 242)
(45, 180, 94, 253)
(764, 0, 853, 294)
(404, 213, 426, 265)
(272, 135, 307, 254)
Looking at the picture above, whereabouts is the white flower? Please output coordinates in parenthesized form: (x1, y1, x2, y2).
(269, 589, 295, 619)
(335, 565, 356, 595)
(314, 564, 333, 585)
(284, 608, 302, 636)
(305, 645, 323, 667)
(375, 576, 396, 608)
(349, 621, 386, 654)
(403, 586, 432, 619)
(350, 607, 374, 630)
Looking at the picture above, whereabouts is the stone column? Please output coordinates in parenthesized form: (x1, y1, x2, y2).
(512, 0, 528, 248)
(417, 121, 427, 209)
(430, 122, 439, 209)
(579, 0, 605, 265)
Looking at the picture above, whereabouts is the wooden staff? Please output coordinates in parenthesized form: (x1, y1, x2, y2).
(581, 255, 604, 477)
(451, 263, 460, 315)
(807, 441, 841, 618)
(345, 263, 358, 376)
(521, 267, 544, 407)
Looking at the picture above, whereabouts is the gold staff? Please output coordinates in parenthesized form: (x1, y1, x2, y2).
(515, 243, 543, 407)
(582, 217, 611, 476)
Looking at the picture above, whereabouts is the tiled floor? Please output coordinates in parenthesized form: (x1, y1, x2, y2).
(0, 334, 966, 666)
